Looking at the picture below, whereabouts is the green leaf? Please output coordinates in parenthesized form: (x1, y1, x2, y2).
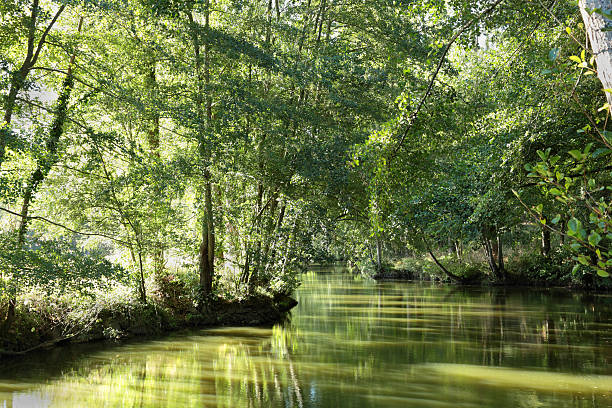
(577, 255, 589, 265)
(568, 150, 583, 160)
(592, 148, 611, 158)
(535, 203, 543, 214)
(569, 55, 582, 63)
(593, 7, 612, 20)
(588, 231, 602, 246)
(588, 179, 596, 189)
(568, 217, 582, 234)
(551, 214, 561, 224)
(597, 269, 609, 278)
(548, 48, 560, 62)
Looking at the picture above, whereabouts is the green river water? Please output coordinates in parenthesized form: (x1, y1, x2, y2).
(1, 266, 612, 407)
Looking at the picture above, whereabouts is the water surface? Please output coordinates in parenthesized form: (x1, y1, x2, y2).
(1, 267, 612, 407)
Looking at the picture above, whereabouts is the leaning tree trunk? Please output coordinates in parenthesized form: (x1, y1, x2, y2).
(1, 0, 65, 167)
(421, 233, 465, 282)
(4, 16, 82, 334)
(579, 0, 612, 107)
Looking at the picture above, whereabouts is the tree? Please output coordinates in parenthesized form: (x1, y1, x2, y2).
(579, 0, 612, 107)
(1, 0, 65, 167)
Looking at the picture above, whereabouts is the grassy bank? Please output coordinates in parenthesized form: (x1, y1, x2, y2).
(370, 248, 612, 290)
(0, 274, 297, 357)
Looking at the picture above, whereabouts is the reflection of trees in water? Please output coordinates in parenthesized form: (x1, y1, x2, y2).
(213, 326, 304, 408)
(296, 276, 612, 374)
(1, 275, 612, 408)
(0, 328, 307, 408)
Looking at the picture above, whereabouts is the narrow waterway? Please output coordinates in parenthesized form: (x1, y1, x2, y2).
(1, 266, 612, 407)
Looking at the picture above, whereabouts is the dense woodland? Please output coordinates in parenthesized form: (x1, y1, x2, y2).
(0, 0, 611, 348)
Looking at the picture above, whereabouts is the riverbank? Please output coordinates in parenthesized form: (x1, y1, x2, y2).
(369, 252, 612, 290)
(2, 271, 610, 408)
(0, 289, 297, 357)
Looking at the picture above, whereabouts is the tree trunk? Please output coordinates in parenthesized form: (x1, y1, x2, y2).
(579, 0, 612, 107)
(145, 60, 160, 156)
(251, 183, 265, 280)
(3, 67, 27, 126)
(199, 171, 215, 297)
(17, 17, 81, 243)
(241, 249, 250, 285)
(3, 295, 16, 337)
(483, 239, 497, 277)
(261, 196, 279, 273)
(375, 234, 382, 272)
(484, 237, 505, 281)
(491, 236, 499, 262)
(541, 227, 551, 257)
(421, 233, 465, 282)
(1, 0, 65, 167)
(268, 202, 285, 265)
(3, 16, 80, 334)
(204, 0, 212, 123)
(497, 233, 505, 274)
(189, 3, 216, 300)
(455, 240, 463, 262)
(138, 250, 146, 302)
(145, 57, 164, 277)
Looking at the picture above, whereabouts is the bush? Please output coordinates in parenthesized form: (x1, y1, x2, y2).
(152, 271, 197, 316)
(0, 233, 127, 295)
(506, 247, 612, 289)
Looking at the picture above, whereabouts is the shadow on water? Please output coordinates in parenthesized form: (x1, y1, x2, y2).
(1, 267, 612, 407)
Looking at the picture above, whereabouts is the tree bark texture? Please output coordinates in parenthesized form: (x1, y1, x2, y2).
(579, 0, 612, 107)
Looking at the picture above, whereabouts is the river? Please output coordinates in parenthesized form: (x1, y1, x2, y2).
(1, 266, 612, 407)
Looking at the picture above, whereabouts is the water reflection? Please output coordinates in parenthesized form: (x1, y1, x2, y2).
(1, 268, 612, 407)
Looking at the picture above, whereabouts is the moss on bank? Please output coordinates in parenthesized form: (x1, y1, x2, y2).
(0, 286, 297, 357)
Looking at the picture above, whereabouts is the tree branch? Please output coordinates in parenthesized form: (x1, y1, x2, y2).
(30, 5, 66, 67)
(391, 0, 505, 159)
(0, 206, 129, 245)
